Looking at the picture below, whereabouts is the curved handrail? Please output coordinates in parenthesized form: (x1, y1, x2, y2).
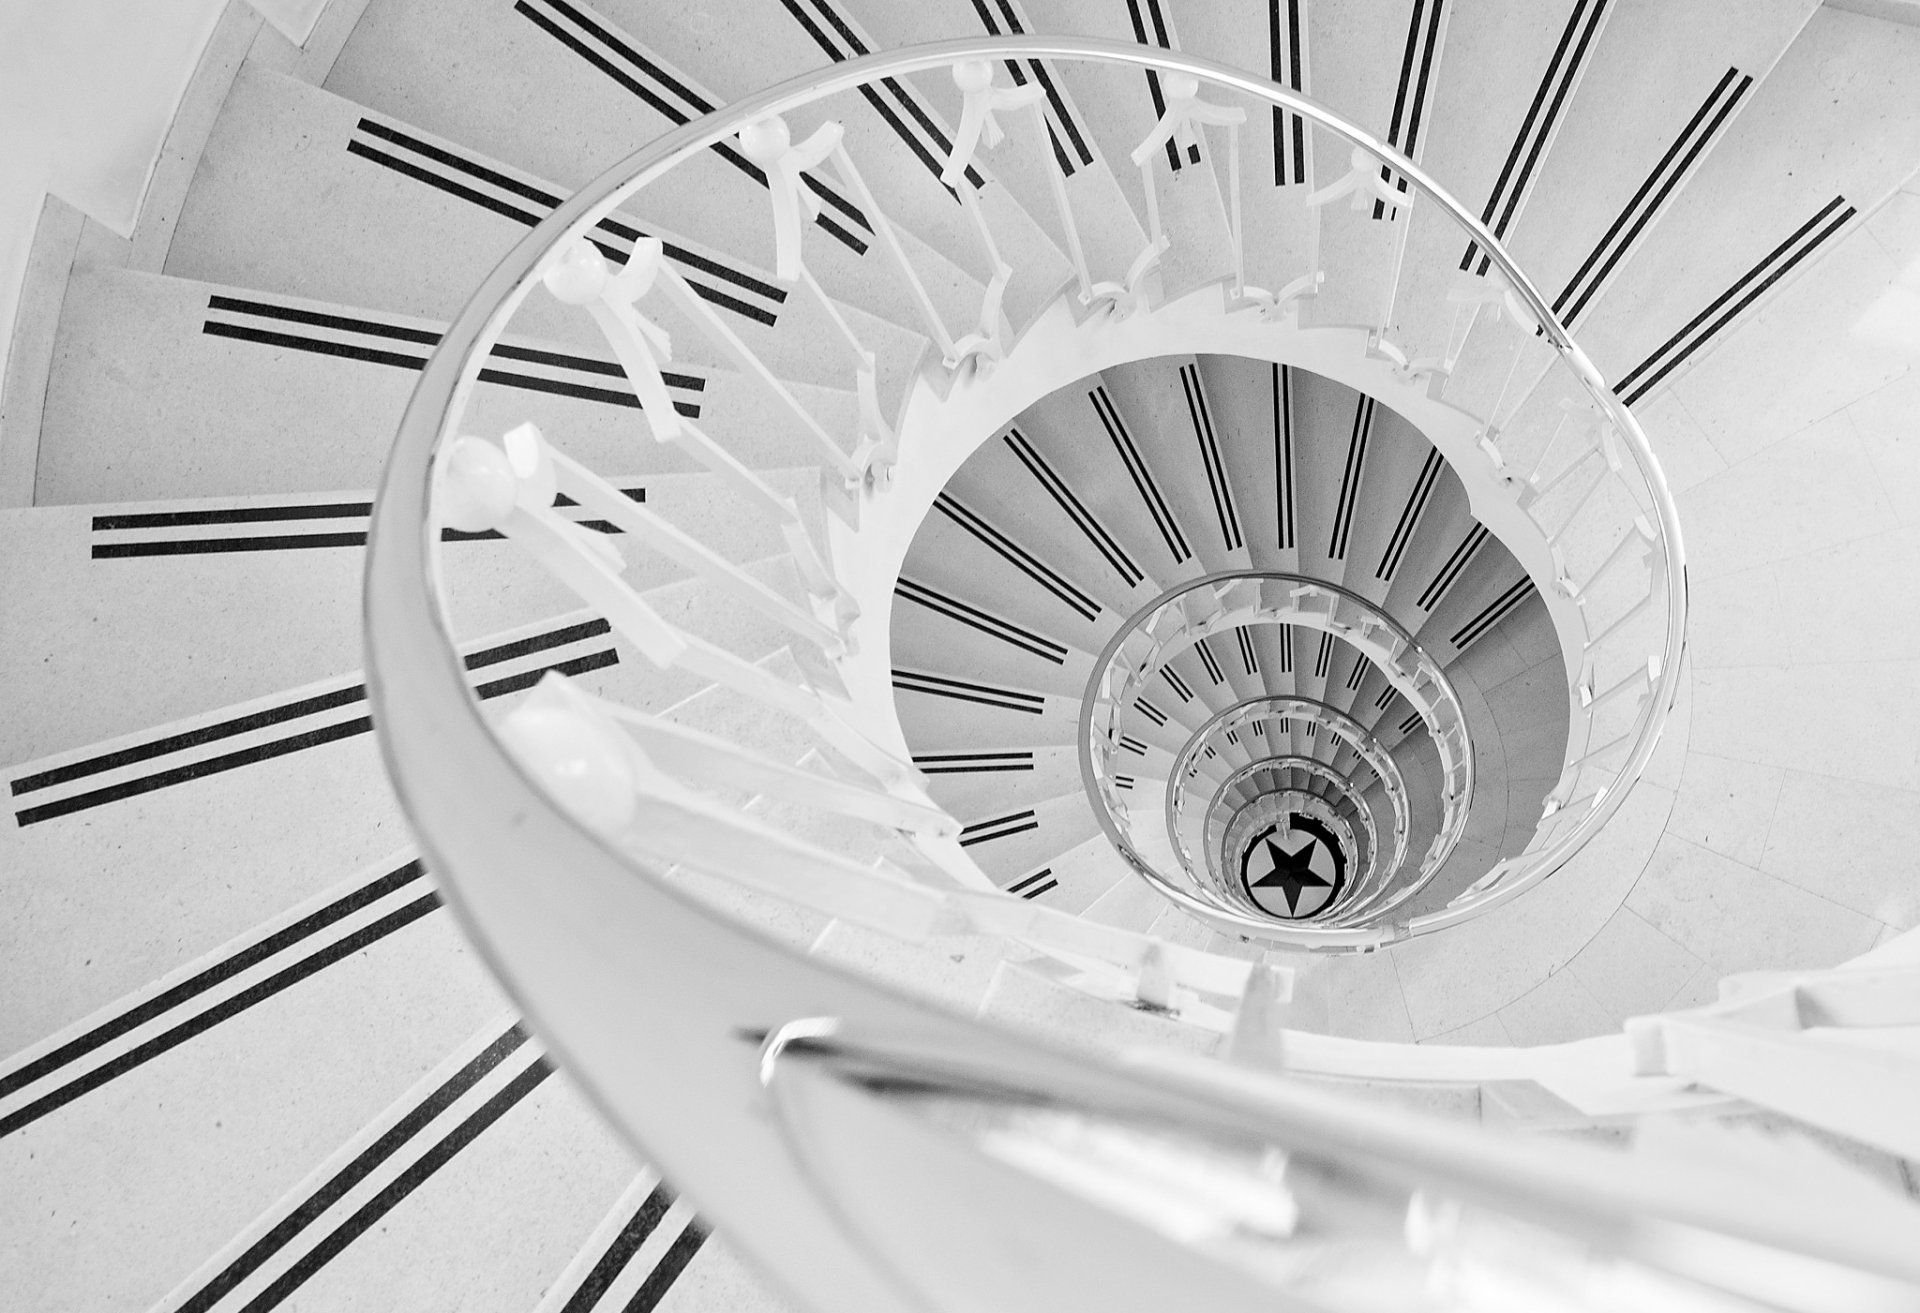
(361, 35, 1702, 1307)
(374, 35, 1684, 959)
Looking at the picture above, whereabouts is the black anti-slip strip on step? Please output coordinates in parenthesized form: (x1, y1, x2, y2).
(1162, 666, 1195, 703)
(778, 0, 985, 192)
(206, 296, 700, 403)
(516, 0, 869, 253)
(967, 0, 1094, 174)
(1374, 685, 1398, 710)
(1119, 734, 1149, 755)
(1375, 0, 1446, 220)
(173, 1026, 549, 1313)
(1273, 364, 1297, 551)
(1345, 656, 1369, 691)
(94, 498, 370, 530)
(1313, 631, 1334, 680)
(959, 809, 1039, 847)
(619, 1221, 710, 1313)
(1089, 387, 1190, 566)
(894, 578, 1068, 664)
(1135, 698, 1169, 727)
(0, 861, 436, 1139)
(1551, 67, 1749, 319)
(201, 295, 702, 396)
(1004, 426, 1147, 587)
(911, 750, 1034, 774)
(1195, 638, 1225, 686)
(1237, 626, 1260, 676)
(933, 493, 1102, 621)
(1398, 711, 1424, 735)
(12, 620, 603, 798)
(1277, 625, 1294, 674)
(1614, 195, 1853, 406)
(1451, 576, 1537, 650)
(1461, 0, 1610, 272)
(1008, 868, 1057, 898)
(204, 315, 702, 416)
(553, 1180, 700, 1313)
(94, 491, 641, 557)
(345, 118, 786, 325)
(1417, 523, 1487, 611)
(1328, 396, 1373, 560)
(11, 623, 615, 825)
(1181, 363, 1242, 553)
(1377, 447, 1443, 582)
(892, 670, 1046, 714)
(1126, 0, 1191, 171)
(1268, 0, 1307, 186)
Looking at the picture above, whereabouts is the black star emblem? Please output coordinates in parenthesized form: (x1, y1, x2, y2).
(1248, 834, 1333, 915)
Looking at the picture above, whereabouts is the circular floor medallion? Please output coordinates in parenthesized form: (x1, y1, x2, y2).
(1240, 815, 1346, 919)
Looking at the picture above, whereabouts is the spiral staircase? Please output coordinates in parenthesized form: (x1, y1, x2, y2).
(5, 0, 1920, 1309)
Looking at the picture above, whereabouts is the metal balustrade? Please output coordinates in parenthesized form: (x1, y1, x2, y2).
(1169, 697, 1409, 920)
(363, 38, 1725, 1310)
(1085, 575, 1455, 943)
(1203, 755, 1382, 922)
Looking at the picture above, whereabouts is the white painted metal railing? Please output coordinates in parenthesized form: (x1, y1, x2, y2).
(1203, 754, 1384, 918)
(1170, 699, 1407, 917)
(1084, 574, 1460, 942)
(362, 38, 1744, 1313)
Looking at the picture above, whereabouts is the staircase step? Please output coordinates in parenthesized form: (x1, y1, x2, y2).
(1, 557, 802, 1052)
(946, 394, 1185, 611)
(1081, 869, 1172, 934)
(328, 0, 1029, 340)
(953, 790, 1101, 885)
(1383, 0, 1610, 366)
(901, 487, 1119, 660)
(1196, 354, 1298, 576)
(979, 958, 1221, 1057)
(914, 743, 1086, 820)
(1284, 367, 1372, 587)
(1097, 354, 1253, 577)
(1010, 831, 1133, 915)
(0, 613, 637, 1052)
(36, 268, 863, 505)
(810, 918, 1016, 1014)
(0, 874, 515, 1313)
(1565, 8, 1920, 402)
(1377, 460, 1479, 628)
(889, 572, 1094, 701)
(1295, 0, 1450, 331)
(1015, 0, 1238, 298)
(538, 1177, 795, 1313)
(839, 0, 1153, 296)
(0, 473, 809, 760)
(165, 63, 928, 399)
(1494, 0, 1820, 354)
(890, 666, 1082, 749)
(548, 0, 1074, 329)
(1322, 406, 1445, 611)
(1172, 0, 1317, 310)
(146, 1019, 635, 1313)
